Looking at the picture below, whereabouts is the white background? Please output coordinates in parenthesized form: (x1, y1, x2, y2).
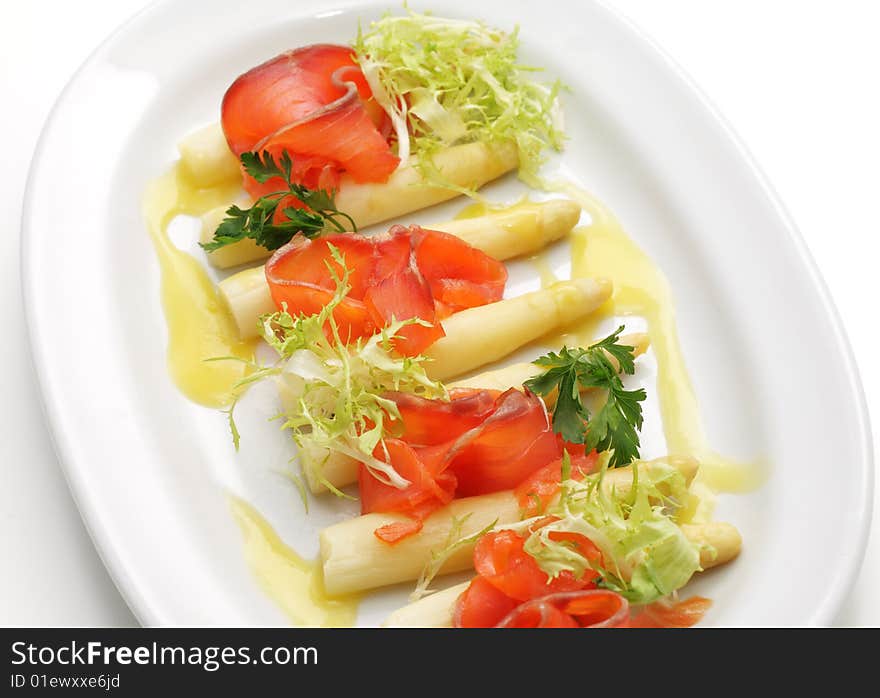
(1, 0, 876, 626)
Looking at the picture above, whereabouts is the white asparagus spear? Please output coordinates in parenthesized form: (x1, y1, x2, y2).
(321, 491, 521, 597)
(423, 278, 612, 381)
(383, 523, 742, 628)
(303, 331, 649, 495)
(320, 457, 698, 596)
(427, 199, 581, 261)
(221, 278, 610, 361)
(680, 522, 744, 567)
(336, 141, 518, 225)
(216, 266, 275, 340)
(177, 123, 242, 187)
(202, 141, 519, 268)
(218, 199, 582, 338)
(384, 582, 470, 629)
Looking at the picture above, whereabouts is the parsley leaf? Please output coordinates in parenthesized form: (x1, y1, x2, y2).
(524, 326, 646, 467)
(199, 150, 358, 252)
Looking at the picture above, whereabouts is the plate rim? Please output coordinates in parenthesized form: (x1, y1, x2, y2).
(20, 0, 874, 626)
(598, 0, 874, 625)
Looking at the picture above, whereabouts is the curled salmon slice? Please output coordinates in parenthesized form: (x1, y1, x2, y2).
(413, 228, 508, 316)
(264, 225, 506, 356)
(627, 596, 712, 628)
(386, 388, 500, 446)
(221, 44, 398, 195)
(361, 389, 569, 540)
(362, 229, 443, 356)
(362, 439, 458, 544)
(265, 234, 375, 343)
(446, 389, 560, 497)
(453, 577, 519, 628)
(494, 590, 631, 629)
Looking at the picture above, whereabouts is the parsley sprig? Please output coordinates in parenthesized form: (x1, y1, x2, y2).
(524, 326, 646, 467)
(200, 150, 357, 252)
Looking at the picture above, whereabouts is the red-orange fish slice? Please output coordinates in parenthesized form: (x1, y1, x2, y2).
(515, 449, 600, 517)
(359, 226, 443, 356)
(359, 389, 566, 543)
(413, 228, 508, 316)
(472, 530, 597, 605)
(453, 577, 519, 628)
(363, 268, 444, 356)
(387, 388, 500, 446)
(265, 226, 507, 356)
(361, 439, 459, 544)
(261, 93, 399, 183)
(221, 44, 398, 197)
(373, 519, 423, 545)
(494, 590, 631, 629)
(447, 389, 561, 497)
(222, 44, 381, 154)
(627, 597, 712, 628)
(265, 234, 376, 342)
(370, 228, 411, 279)
(256, 158, 342, 202)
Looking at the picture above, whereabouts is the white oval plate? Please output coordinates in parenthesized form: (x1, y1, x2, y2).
(23, 0, 872, 626)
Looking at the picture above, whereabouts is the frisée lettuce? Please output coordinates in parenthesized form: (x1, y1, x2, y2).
(520, 453, 703, 604)
(257, 245, 447, 492)
(353, 8, 565, 185)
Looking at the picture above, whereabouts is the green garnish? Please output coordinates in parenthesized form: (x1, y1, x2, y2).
(258, 244, 446, 490)
(412, 515, 497, 602)
(222, 402, 241, 452)
(199, 150, 357, 252)
(353, 8, 565, 186)
(524, 326, 646, 467)
(520, 453, 702, 604)
(279, 470, 310, 514)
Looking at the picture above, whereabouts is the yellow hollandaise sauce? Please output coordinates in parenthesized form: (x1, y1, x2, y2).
(229, 497, 359, 627)
(454, 196, 530, 220)
(557, 185, 762, 494)
(527, 250, 560, 289)
(453, 200, 491, 220)
(143, 165, 256, 407)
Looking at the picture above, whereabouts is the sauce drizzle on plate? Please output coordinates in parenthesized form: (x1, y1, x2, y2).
(230, 497, 359, 627)
(562, 186, 762, 495)
(143, 165, 256, 407)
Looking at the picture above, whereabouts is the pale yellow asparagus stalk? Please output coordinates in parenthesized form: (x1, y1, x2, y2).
(680, 522, 743, 568)
(383, 522, 742, 627)
(304, 331, 648, 494)
(296, 446, 364, 496)
(322, 491, 521, 597)
(202, 141, 519, 268)
(337, 141, 518, 227)
(217, 266, 275, 340)
(427, 199, 580, 261)
(384, 581, 470, 628)
(218, 199, 582, 338)
(320, 457, 698, 596)
(424, 278, 612, 381)
(177, 123, 242, 187)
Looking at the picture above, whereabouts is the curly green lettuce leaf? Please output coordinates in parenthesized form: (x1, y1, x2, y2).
(259, 244, 447, 490)
(353, 8, 565, 187)
(521, 453, 702, 604)
(412, 515, 497, 602)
